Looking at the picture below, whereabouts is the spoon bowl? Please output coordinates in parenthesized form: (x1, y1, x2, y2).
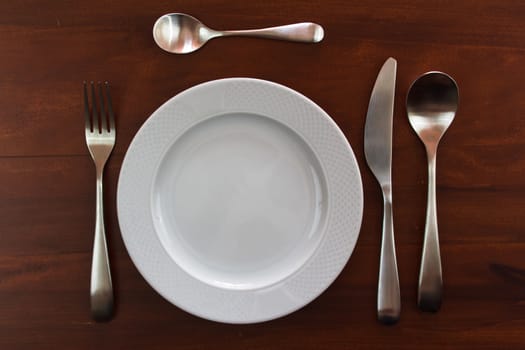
(406, 71, 459, 312)
(407, 72, 459, 148)
(153, 13, 218, 54)
(153, 13, 324, 54)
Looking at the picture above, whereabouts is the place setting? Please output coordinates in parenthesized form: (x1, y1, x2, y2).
(83, 12, 459, 324)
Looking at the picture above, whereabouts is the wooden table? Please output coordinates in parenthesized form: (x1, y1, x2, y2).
(1, 0, 524, 348)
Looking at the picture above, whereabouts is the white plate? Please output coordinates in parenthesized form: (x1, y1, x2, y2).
(117, 78, 363, 323)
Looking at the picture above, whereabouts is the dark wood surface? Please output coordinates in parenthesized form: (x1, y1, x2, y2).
(1, 0, 524, 348)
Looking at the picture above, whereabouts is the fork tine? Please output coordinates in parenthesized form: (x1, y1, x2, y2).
(104, 82, 115, 133)
(83, 81, 91, 132)
(98, 82, 108, 132)
(90, 81, 99, 133)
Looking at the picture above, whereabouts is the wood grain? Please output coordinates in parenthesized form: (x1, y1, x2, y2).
(0, 0, 524, 348)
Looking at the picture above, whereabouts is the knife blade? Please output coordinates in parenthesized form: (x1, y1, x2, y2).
(364, 57, 401, 324)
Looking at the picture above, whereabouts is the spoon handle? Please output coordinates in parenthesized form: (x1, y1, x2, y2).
(418, 152, 443, 312)
(377, 191, 401, 324)
(220, 22, 324, 43)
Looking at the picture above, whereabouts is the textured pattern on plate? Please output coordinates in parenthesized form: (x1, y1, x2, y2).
(117, 78, 363, 323)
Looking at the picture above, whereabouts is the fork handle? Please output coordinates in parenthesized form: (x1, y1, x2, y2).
(90, 171, 114, 321)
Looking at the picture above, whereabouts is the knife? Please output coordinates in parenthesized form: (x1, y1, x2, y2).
(364, 57, 401, 324)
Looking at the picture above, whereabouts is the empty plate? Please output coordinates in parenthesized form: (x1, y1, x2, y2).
(117, 78, 363, 323)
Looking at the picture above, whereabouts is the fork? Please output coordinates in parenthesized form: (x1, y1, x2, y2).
(84, 81, 115, 321)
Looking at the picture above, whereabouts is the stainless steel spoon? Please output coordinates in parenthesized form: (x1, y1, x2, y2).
(153, 13, 324, 54)
(406, 71, 459, 312)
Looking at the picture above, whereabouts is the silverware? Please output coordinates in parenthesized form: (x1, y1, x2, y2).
(406, 72, 459, 312)
(83, 81, 115, 321)
(364, 57, 401, 324)
(152, 13, 324, 54)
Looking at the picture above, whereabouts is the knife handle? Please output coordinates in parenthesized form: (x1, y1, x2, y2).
(377, 192, 401, 324)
